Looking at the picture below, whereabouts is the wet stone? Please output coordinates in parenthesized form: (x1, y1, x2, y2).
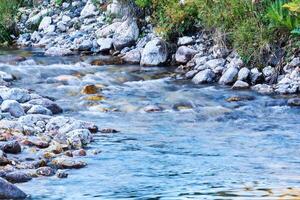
(36, 166, 55, 176)
(4, 171, 32, 183)
(52, 156, 87, 169)
(288, 98, 300, 106)
(0, 141, 22, 154)
(0, 177, 27, 199)
(56, 169, 68, 178)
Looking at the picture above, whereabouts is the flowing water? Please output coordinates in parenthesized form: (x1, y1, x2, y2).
(1, 49, 300, 199)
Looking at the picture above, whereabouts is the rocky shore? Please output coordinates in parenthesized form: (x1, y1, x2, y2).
(14, 0, 300, 100)
(0, 74, 101, 198)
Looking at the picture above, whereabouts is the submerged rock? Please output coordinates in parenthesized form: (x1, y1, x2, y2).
(288, 98, 300, 106)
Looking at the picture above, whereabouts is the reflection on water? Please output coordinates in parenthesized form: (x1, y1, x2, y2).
(0, 49, 300, 199)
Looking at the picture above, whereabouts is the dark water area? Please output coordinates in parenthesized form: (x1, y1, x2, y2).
(0, 49, 300, 199)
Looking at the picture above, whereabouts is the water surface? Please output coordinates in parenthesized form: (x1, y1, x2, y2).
(1, 49, 300, 199)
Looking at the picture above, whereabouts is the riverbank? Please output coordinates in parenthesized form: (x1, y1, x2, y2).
(14, 0, 300, 98)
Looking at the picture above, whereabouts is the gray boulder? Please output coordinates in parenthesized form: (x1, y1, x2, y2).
(175, 46, 198, 64)
(27, 98, 62, 114)
(113, 37, 135, 51)
(0, 88, 31, 103)
(45, 47, 72, 56)
(97, 38, 113, 52)
(177, 36, 194, 46)
(232, 80, 249, 90)
(192, 69, 215, 84)
(66, 129, 93, 149)
(1, 100, 25, 118)
(238, 67, 250, 81)
(27, 105, 52, 115)
(122, 49, 141, 64)
(288, 98, 300, 106)
(0, 177, 27, 199)
(80, 0, 98, 18)
(141, 38, 168, 66)
(38, 16, 52, 31)
(219, 67, 239, 85)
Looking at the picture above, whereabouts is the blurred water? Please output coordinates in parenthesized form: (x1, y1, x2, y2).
(1, 49, 300, 199)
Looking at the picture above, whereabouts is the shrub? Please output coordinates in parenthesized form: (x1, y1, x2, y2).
(266, 0, 299, 34)
(0, 0, 22, 43)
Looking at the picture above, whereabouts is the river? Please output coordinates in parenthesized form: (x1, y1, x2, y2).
(1, 48, 300, 199)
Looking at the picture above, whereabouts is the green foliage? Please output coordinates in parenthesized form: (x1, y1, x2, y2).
(266, 0, 299, 33)
(0, 0, 22, 43)
(55, 0, 64, 5)
(133, 0, 300, 66)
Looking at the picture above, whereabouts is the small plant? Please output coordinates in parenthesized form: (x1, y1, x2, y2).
(266, 0, 300, 35)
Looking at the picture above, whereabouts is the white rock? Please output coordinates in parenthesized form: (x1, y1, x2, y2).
(192, 69, 215, 84)
(140, 38, 168, 66)
(0, 88, 31, 103)
(97, 38, 113, 52)
(1, 100, 25, 118)
(177, 36, 194, 46)
(219, 67, 239, 85)
(80, 0, 98, 18)
(39, 16, 52, 31)
(232, 80, 249, 90)
(238, 67, 250, 81)
(45, 47, 72, 56)
(122, 49, 141, 64)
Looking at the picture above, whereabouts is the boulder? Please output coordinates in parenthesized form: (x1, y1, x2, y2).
(0, 177, 26, 199)
(231, 80, 249, 90)
(97, 38, 113, 52)
(175, 46, 198, 64)
(4, 171, 32, 183)
(78, 40, 93, 51)
(122, 49, 141, 64)
(0, 88, 31, 103)
(141, 38, 168, 66)
(36, 167, 55, 176)
(113, 37, 135, 51)
(45, 47, 72, 56)
(0, 71, 14, 82)
(27, 98, 62, 114)
(288, 98, 300, 106)
(204, 59, 225, 69)
(219, 67, 239, 85)
(177, 36, 194, 46)
(80, 0, 98, 18)
(96, 22, 122, 38)
(52, 156, 87, 169)
(1, 100, 25, 118)
(114, 18, 139, 41)
(251, 84, 274, 94)
(250, 68, 263, 84)
(192, 69, 215, 84)
(238, 67, 250, 81)
(0, 141, 21, 154)
(0, 150, 10, 166)
(27, 105, 52, 115)
(38, 16, 52, 31)
(66, 129, 93, 149)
